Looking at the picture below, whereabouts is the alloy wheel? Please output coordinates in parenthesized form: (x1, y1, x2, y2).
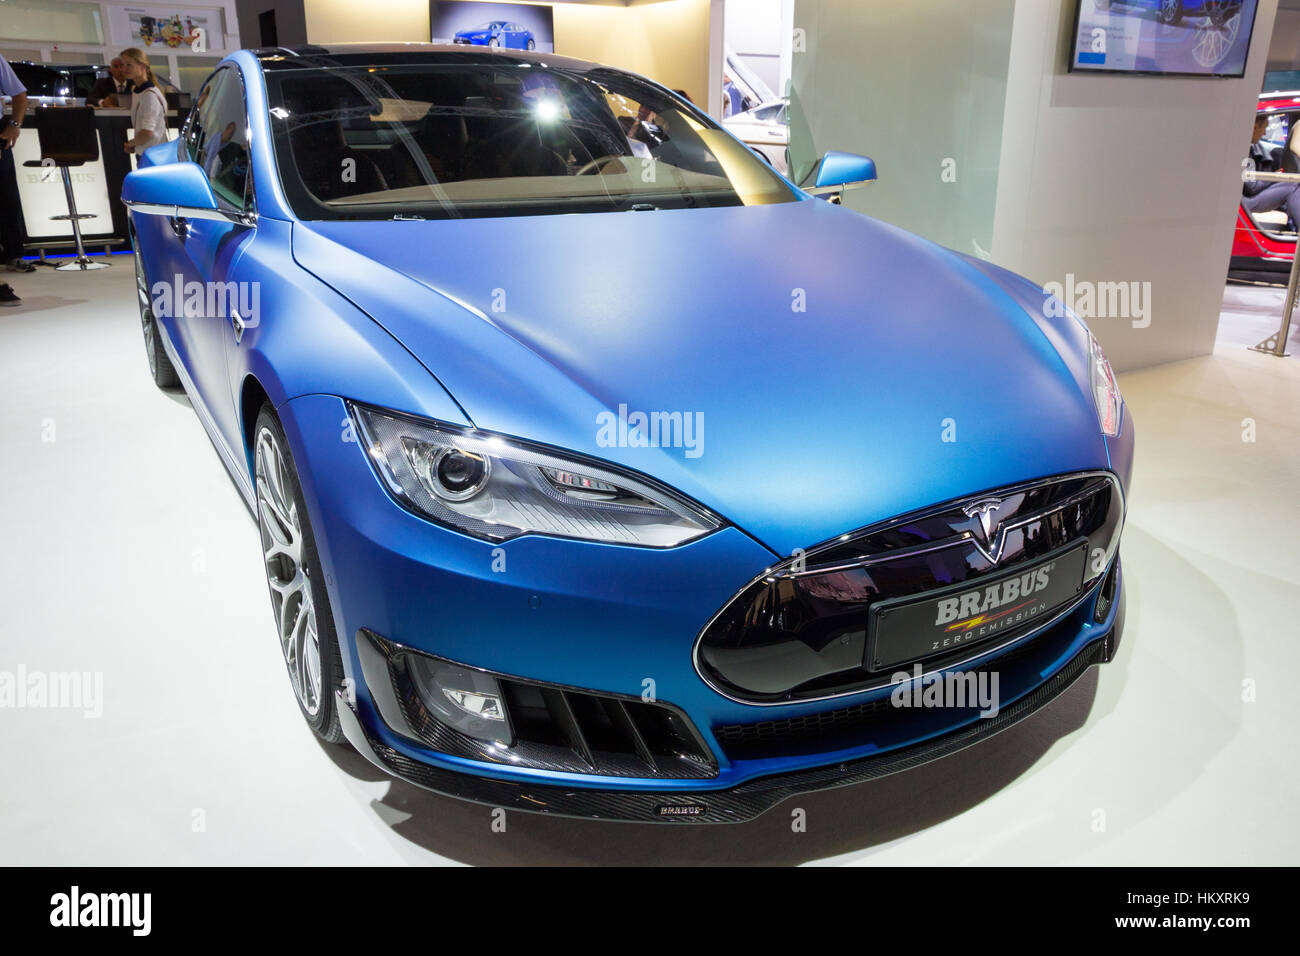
(133, 243, 156, 377)
(255, 427, 323, 717)
(1192, 7, 1239, 68)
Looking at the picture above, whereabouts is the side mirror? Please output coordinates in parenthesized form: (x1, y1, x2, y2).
(803, 151, 877, 201)
(121, 161, 254, 225)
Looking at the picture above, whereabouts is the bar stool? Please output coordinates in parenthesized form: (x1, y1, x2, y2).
(22, 107, 108, 272)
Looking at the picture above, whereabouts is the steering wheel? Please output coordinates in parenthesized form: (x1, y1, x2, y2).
(576, 155, 631, 176)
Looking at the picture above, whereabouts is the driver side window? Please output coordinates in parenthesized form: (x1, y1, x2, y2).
(187, 69, 252, 211)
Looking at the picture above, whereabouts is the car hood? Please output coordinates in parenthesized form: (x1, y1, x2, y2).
(292, 198, 1108, 557)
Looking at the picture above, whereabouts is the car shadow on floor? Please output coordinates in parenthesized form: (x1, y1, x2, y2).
(318, 669, 1101, 865)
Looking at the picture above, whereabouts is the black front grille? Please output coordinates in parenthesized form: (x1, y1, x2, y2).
(696, 472, 1123, 703)
(715, 696, 892, 746)
(362, 631, 716, 779)
(713, 613, 1055, 759)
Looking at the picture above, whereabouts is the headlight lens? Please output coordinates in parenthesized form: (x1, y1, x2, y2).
(352, 404, 722, 547)
(1088, 332, 1122, 437)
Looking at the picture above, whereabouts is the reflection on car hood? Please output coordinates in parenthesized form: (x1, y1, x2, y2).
(292, 198, 1106, 556)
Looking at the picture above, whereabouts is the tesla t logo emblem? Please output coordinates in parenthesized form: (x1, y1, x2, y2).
(962, 497, 1011, 564)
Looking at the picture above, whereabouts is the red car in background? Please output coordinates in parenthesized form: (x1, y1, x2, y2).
(1232, 91, 1300, 283)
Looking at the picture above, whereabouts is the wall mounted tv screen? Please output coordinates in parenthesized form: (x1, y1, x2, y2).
(1070, 1, 1258, 78)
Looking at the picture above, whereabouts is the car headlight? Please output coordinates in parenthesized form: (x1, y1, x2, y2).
(351, 404, 722, 548)
(1088, 332, 1122, 437)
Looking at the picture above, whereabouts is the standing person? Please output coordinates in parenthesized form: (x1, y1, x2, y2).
(88, 57, 135, 108)
(0, 53, 32, 302)
(722, 74, 743, 117)
(118, 48, 167, 157)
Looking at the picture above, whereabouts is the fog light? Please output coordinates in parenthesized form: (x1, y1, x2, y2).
(405, 655, 514, 745)
(443, 687, 505, 721)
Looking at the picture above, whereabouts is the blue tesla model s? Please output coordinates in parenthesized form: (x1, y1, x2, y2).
(123, 44, 1133, 823)
(453, 20, 536, 50)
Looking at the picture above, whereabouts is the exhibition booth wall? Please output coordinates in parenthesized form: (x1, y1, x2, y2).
(791, 0, 1280, 372)
(788, 0, 1015, 280)
(991, 0, 1278, 372)
(1266, 0, 1300, 70)
(233, 0, 720, 110)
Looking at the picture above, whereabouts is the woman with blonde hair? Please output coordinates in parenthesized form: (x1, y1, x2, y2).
(118, 47, 167, 156)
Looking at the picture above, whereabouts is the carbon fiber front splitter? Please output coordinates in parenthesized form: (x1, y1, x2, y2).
(335, 607, 1122, 824)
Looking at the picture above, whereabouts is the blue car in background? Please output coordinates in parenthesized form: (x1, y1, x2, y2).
(453, 20, 535, 49)
(1094, 0, 1241, 26)
(121, 44, 1132, 823)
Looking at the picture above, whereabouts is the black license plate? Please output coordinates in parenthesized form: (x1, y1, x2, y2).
(867, 544, 1087, 671)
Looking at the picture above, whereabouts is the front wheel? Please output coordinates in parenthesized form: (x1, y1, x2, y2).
(488, 37, 500, 48)
(132, 233, 178, 388)
(1158, 0, 1183, 25)
(254, 406, 344, 744)
(527, 39, 536, 51)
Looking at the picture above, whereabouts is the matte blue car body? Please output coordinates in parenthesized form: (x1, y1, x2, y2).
(127, 49, 1132, 805)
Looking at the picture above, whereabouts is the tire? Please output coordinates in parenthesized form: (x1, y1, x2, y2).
(253, 406, 344, 744)
(527, 39, 535, 51)
(488, 37, 500, 48)
(1158, 0, 1182, 25)
(1205, 1, 1233, 27)
(132, 232, 179, 388)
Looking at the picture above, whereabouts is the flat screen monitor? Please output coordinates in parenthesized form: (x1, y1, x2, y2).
(1069, 1, 1259, 78)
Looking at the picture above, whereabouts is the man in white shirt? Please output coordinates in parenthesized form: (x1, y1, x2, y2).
(0, 54, 33, 299)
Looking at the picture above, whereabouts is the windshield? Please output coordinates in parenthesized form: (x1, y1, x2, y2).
(264, 59, 797, 220)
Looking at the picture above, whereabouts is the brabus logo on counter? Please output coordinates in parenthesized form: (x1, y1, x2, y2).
(655, 803, 707, 817)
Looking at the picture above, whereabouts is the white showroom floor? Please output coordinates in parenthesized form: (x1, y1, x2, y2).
(1, 262, 1297, 865)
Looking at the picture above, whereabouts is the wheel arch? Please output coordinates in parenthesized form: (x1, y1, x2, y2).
(239, 373, 275, 479)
